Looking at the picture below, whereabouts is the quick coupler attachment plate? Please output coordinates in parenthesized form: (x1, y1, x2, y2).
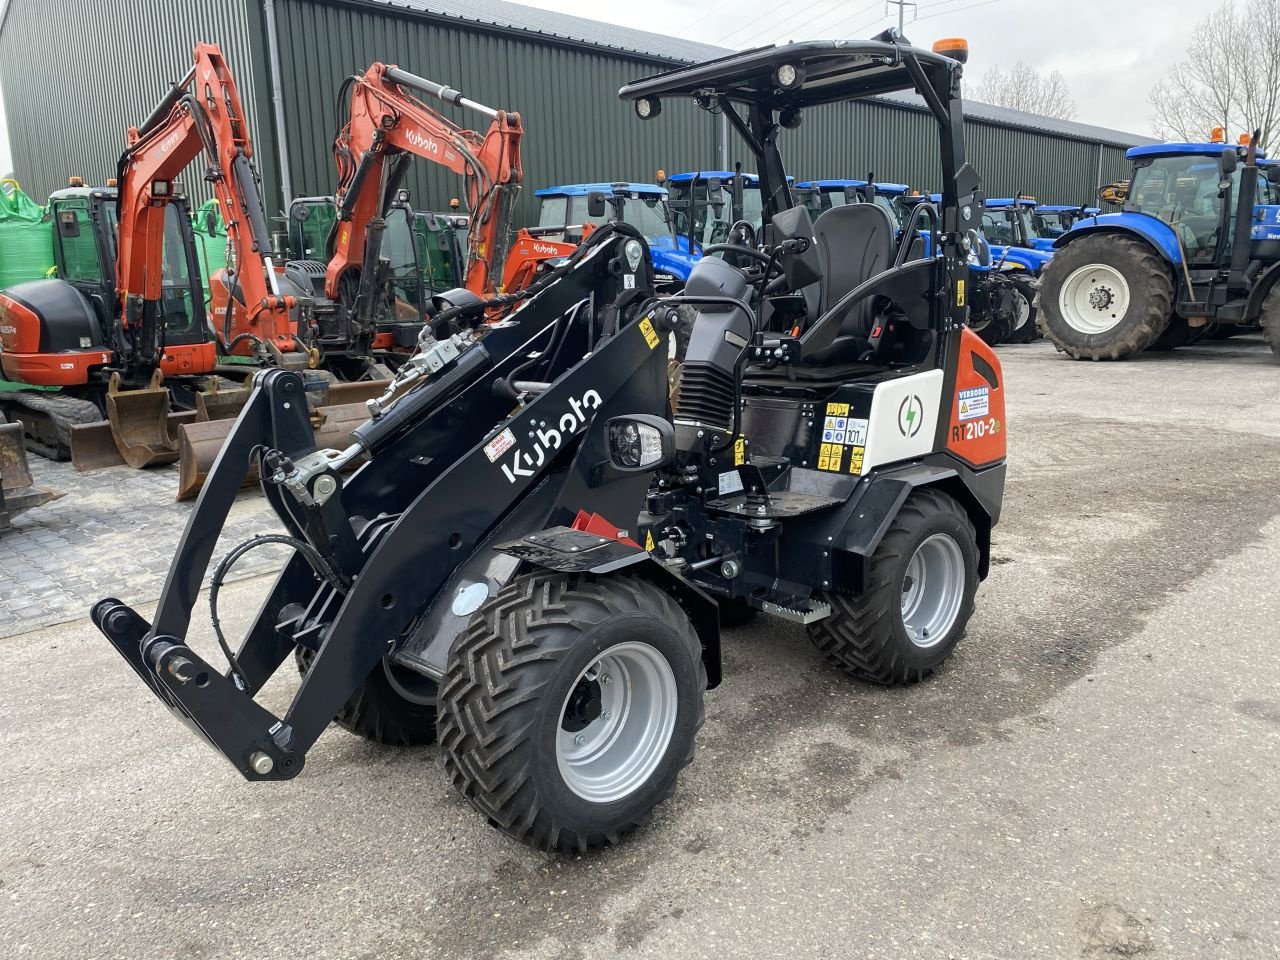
(90, 598, 305, 781)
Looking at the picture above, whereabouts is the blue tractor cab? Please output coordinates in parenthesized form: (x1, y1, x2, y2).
(795, 179, 910, 228)
(1038, 139, 1280, 358)
(897, 193, 1039, 346)
(980, 197, 1056, 263)
(663, 170, 798, 251)
(1033, 204, 1100, 243)
(533, 181, 696, 291)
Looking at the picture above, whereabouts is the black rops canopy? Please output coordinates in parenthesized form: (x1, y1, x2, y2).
(618, 40, 960, 110)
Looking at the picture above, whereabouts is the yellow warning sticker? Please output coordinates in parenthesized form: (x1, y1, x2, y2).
(644, 529, 655, 552)
(956, 278, 966, 307)
(825, 402, 850, 417)
(817, 442, 844, 472)
(734, 437, 746, 466)
(639, 317, 660, 349)
(848, 445, 865, 475)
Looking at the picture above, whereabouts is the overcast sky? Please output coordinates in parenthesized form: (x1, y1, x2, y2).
(0, 0, 1200, 177)
(531, 0, 1198, 135)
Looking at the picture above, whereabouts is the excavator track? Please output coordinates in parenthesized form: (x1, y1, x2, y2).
(0, 392, 103, 461)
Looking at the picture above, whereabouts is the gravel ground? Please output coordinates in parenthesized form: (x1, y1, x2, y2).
(1, 335, 1278, 959)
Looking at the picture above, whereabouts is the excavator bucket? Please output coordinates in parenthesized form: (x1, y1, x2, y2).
(71, 411, 200, 472)
(194, 379, 253, 421)
(106, 370, 179, 468)
(0, 421, 63, 528)
(176, 400, 372, 501)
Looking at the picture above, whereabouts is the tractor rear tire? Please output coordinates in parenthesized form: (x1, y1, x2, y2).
(1037, 235, 1173, 359)
(439, 573, 706, 853)
(807, 487, 978, 685)
(1261, 284, 1280, 357)
(295, 649, 438, 746)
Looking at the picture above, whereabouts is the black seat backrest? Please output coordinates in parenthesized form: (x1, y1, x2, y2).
(813, 203, 897, 337)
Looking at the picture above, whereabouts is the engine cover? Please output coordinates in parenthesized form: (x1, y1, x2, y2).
(0, 280, 108, 386)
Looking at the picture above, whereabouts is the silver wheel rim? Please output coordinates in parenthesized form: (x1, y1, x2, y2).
(1011, 288, 1031, 330)
(900, 533, 965, 649)
(556, 641, 678, 803)
(1058, 263, 1130, 335)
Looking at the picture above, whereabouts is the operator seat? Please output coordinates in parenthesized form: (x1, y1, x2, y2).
(805, 201, 897, 363)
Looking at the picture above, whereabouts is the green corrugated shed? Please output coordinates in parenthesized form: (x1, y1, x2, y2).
(0, 0, 1151, 224)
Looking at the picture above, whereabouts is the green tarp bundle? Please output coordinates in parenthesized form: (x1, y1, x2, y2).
(191, 199, 228, 298)
(0, 180, 55, 289)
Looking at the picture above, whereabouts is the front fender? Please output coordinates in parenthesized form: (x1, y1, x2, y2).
(1243, 260, 1280, 322)
(494, 526, 722, 688)
(1054, 212, 1183, 266)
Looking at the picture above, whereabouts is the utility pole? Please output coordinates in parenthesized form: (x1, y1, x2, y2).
(885, 0, 916, 32)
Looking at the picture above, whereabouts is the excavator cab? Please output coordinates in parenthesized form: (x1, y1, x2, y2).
(47, 186, 210, 355)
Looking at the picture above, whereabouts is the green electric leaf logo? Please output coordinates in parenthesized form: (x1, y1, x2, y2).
(898, 394, 923, 438)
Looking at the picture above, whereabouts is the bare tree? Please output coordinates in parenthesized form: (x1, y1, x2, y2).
(1149, 0, 1280, 149)
(972, 62, 1078, 120)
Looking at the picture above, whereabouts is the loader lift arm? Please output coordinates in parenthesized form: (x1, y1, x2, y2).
(326, 64, 529, 306)
(118, 42, 299, 364)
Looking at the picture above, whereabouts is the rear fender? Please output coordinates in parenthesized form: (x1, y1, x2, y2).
(1054, 212, 1183, 266)
(495, 525, 722, 688)
(1243, 260, 1280, 322)
(833, 460, 1002, 590)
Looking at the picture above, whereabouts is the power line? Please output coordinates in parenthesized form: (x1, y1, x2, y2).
(713, 0, 879, 48)
(915, 0, 1001, 21)
(685, 0, 755, 34)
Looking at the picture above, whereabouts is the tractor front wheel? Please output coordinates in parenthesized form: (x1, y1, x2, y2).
(1003, 276, 1040, 344)
(1260, 284, 1280, 357)
(807, 488, 978, 684)
(439, 574, 706, 852)
(1037, 235, 1173, 359)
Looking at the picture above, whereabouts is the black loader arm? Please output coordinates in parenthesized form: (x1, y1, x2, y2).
(91, 227, 678, 781)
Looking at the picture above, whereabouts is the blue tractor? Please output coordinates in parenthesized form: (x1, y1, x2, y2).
(1038, 139, 1280, 358)
(795, 178, 912, 228)
(532, 182, 697, 292)
(1033, 204, 1101, 245)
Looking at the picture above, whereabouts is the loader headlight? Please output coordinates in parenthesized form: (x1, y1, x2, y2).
(634, 96, 662, 120)
(774, 63, 805, 90)
(608, 415, 675, 471)
(624, 239, 644, 272)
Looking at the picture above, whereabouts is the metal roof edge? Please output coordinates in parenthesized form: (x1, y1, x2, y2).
(335, 0, 717, 65)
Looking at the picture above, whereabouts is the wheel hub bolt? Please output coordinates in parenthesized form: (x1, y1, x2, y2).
(599, 673, 611, 685)
(574, 734, 586, 747)
(601, 711, 612, 722)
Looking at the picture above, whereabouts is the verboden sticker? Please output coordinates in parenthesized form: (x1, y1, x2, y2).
(958, 386, 989, 422)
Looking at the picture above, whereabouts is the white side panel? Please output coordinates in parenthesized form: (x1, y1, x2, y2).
(862, 369, 945, 471)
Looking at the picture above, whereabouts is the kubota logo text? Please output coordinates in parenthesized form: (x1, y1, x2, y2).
(501, 389, 602, 483)
(532, 243, 561, 256)
(404, 129, 440, 155)
(159, 130, 182, 155)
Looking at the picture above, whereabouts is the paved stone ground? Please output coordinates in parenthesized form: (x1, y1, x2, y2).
(0, 460, 282, 639)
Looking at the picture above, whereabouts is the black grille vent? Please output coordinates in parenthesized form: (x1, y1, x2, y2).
(674, 362, 736, 430)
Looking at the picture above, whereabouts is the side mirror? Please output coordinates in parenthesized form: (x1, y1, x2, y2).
(204, 210, 218, 235)
(707, 177, 725, 206)
(606, 415, 675, 472)
(844, 186, 860, 204)
(56, 210, 81, 239)
(587, 192, 607, 219)
(1220, 147, 1238, 176)
(1266, 166, 1280, 185)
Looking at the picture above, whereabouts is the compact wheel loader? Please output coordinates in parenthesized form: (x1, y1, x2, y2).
(93, 33, 1006, 853)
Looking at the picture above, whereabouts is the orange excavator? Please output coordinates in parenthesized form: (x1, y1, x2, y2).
(255, 62, 577, 367)
(0, 43, 310, 465)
